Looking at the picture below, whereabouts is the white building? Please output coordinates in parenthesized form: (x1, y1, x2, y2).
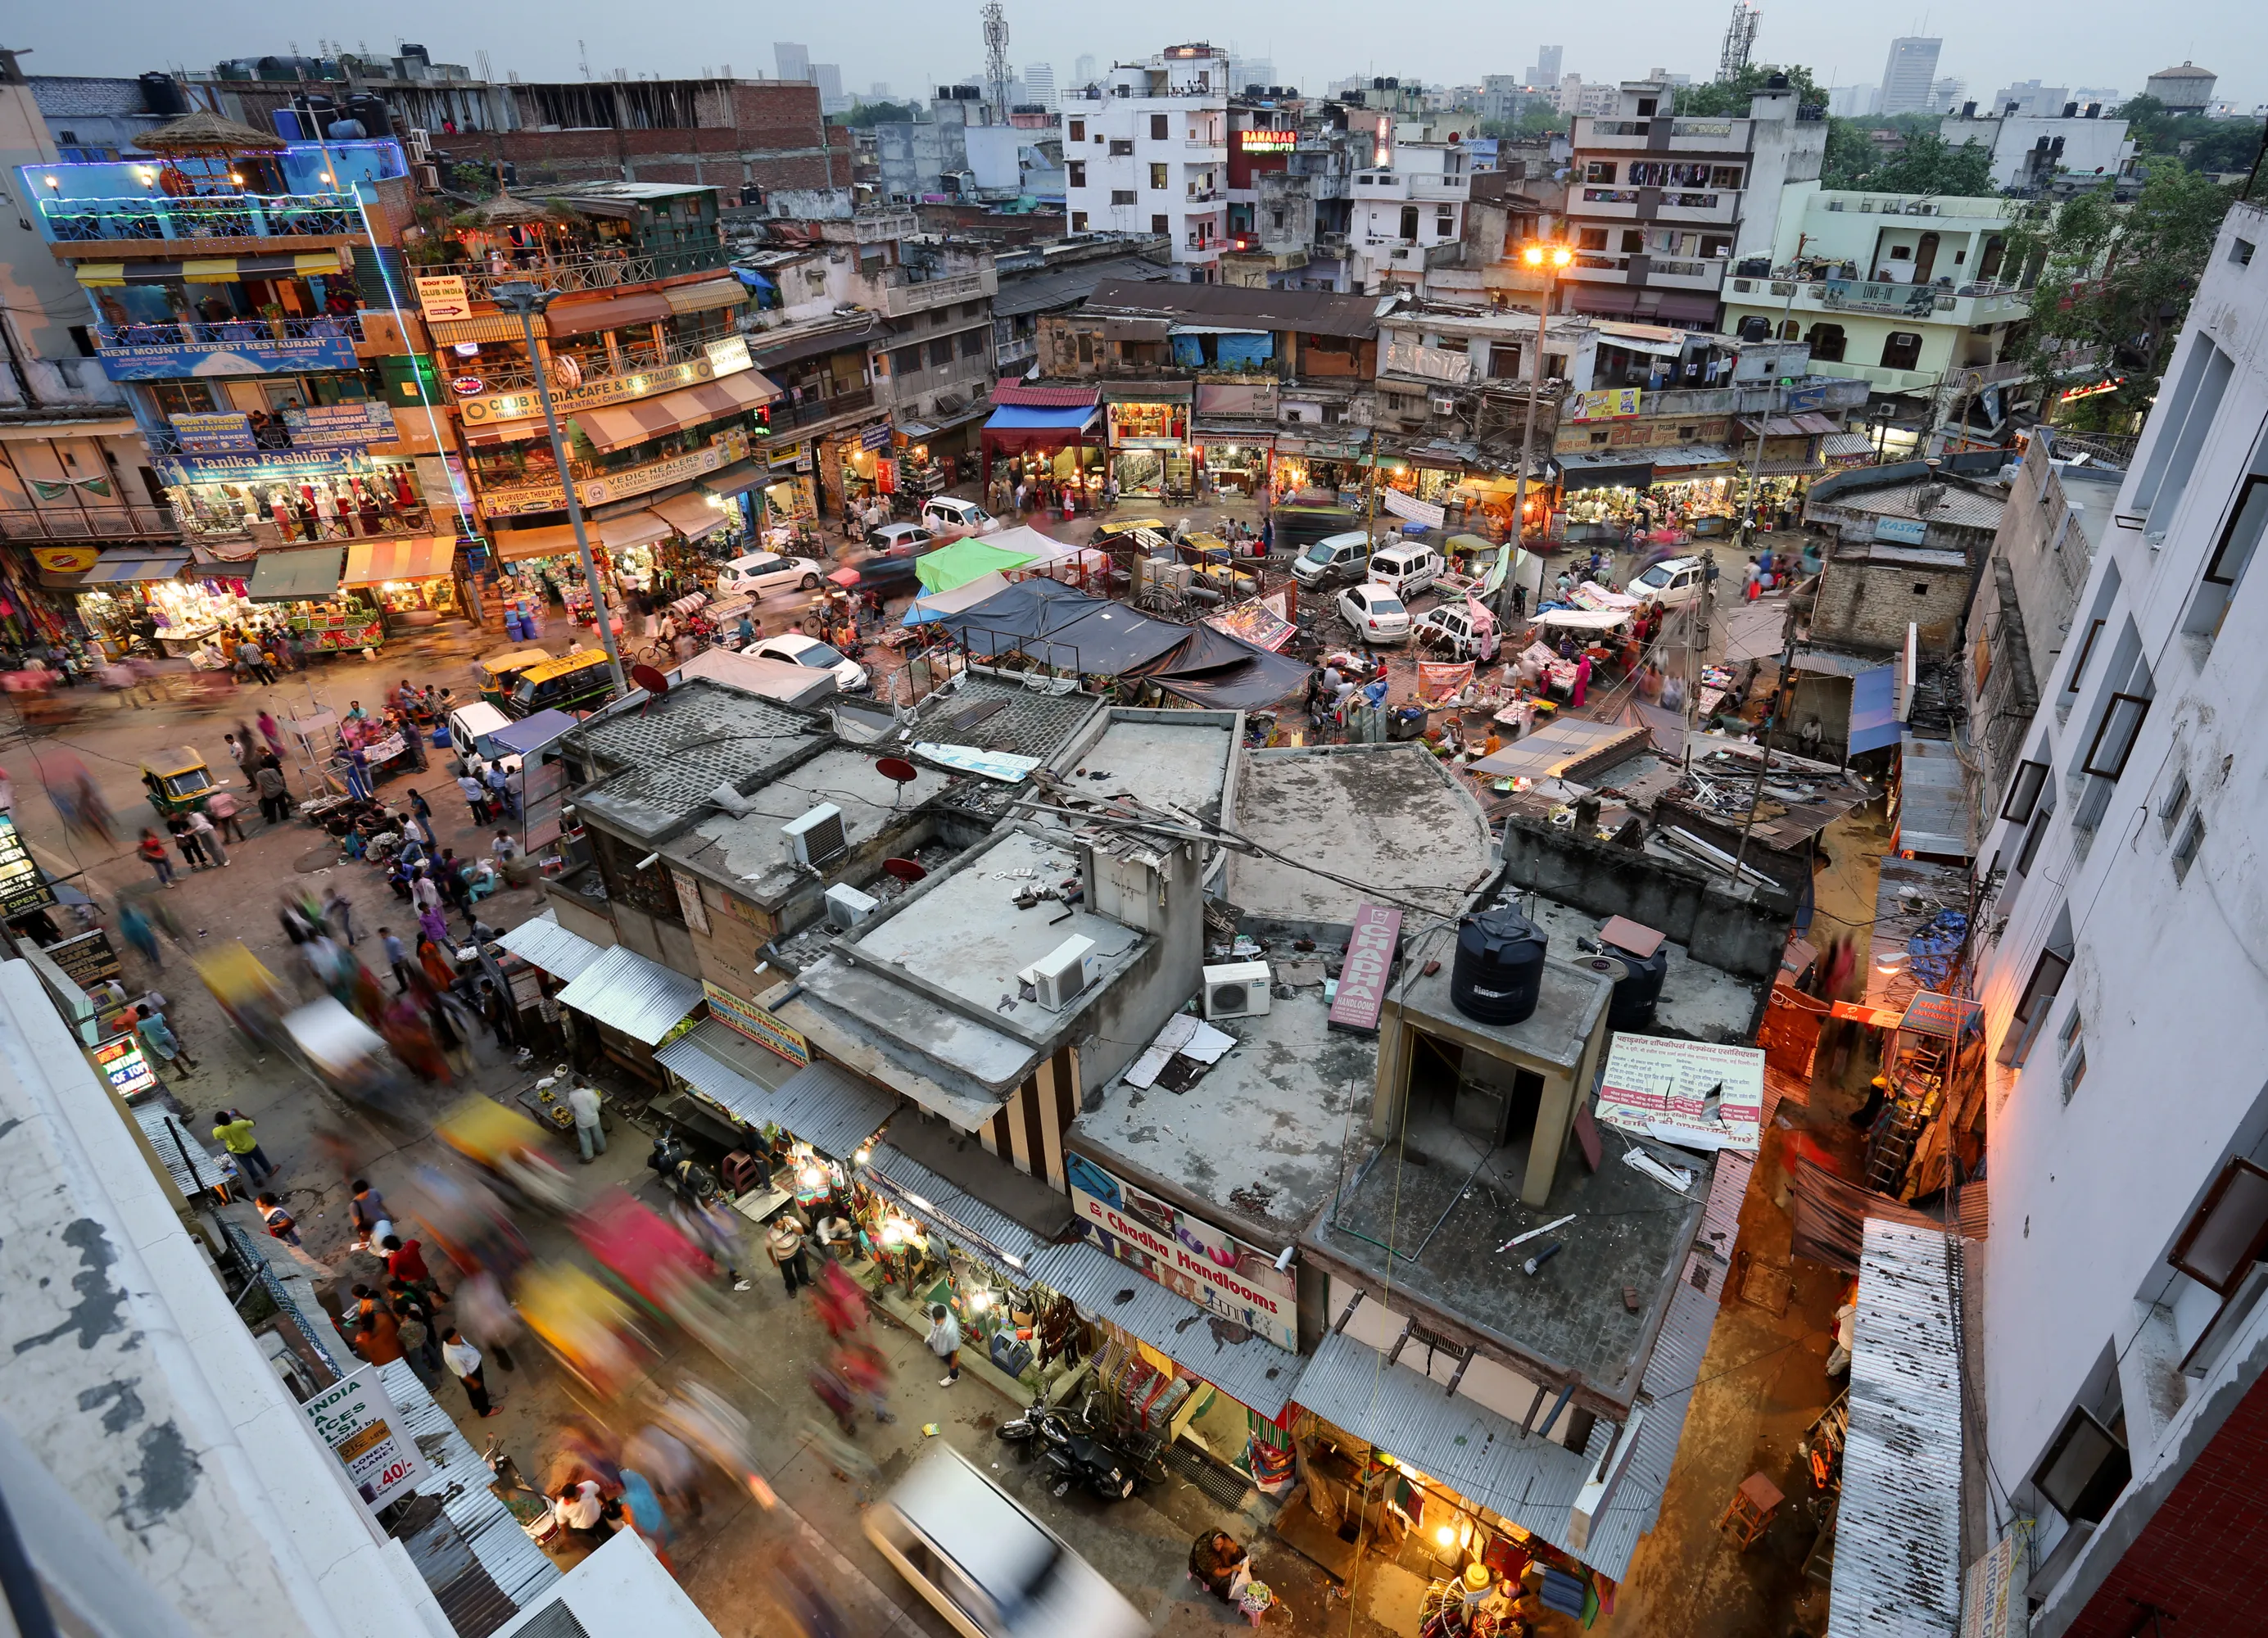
(1989, 79, 2071, 117)
(773, 42, 811, 84)
(1059, 43, 1229, 282)
(1829, 83, 1876, 117)
(1347, 138, 1469, 295)
(1938, 105, 2136, 192)
(1877, 36, 1942, 115)
(1073, 54, 1097, 89)
(811, 62, 850, 115)
(1968, 197, 2268, 1633)
(1022, 61, 1057, 111)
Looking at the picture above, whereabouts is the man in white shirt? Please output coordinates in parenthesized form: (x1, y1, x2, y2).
(568, 1084, 604, 1163)
(554, 1478, 605, 1541)
(441, 1327, 501, 1418)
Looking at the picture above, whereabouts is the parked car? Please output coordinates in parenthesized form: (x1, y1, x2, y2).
(1413, 601, 1501, 662)
(921, 496, 1002, 537)
(1338, 583, 1413, 644)
(745, 632, 870, 693)
(836, 542, 932, 594)
(868, 522, 937, 555)
(716, 550, 826, 598)
(867, 1448, 1149, 1638)
(1365, 543, 1444, 600)
(1627, 553, 1710, 609)
(1292, 530, 1384, 590)
(1270, 504, 1361, 555)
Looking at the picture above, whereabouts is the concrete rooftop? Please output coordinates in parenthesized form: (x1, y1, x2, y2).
(1229, 745, 1494, 930)
(1520, 896, 1765, 1043)
(1051, 710, 1236, 830)
(666, 745, 952, 907)
(1075, 987, 1374, 1247)
(1393, 943, 1612, 1076)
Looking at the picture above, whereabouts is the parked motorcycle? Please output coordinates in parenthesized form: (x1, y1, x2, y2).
(482, 1435, 564, 1550)
(647, 1126, 718, 1206)
(1041, 1420, 1139, 1501)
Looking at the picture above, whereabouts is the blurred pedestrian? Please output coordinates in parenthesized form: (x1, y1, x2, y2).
(186, 806, 228, 868)
(553, 1479, 607, 1543)
(926, 1301, 962, 1387)
(387, 1277, 445, 1377)
(349, 1179, 392, 1249)
(134, 1002, 195, 1075)
(441, 1328, 502, 1418)
(625, 1425, 704, 1521)
(455, 1268, 521, 1373)
(379, 927, 411, 993)
(118, 900, 161, 970)
(211, 1110, 273, 1184)
(256, 708, 285, 759)
(615, 1468, 676, 1575)
(835, 1337, 896, 1425)
(206, 785, 247, 844)
(354, 1306, 405, 1365)
(479, 978, 518, 1049)
(254, 759, 289, 824)
(256, 1192, 301, 1245)
(324, 885, 359, 945)
(682, 1196, 749, 1292)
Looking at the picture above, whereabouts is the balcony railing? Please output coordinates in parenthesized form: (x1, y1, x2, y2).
(94, 313, 365, 349)
(0, 504, 179, 542)
(767, 385, 876, 432)
(40, 192, 360, 247)
(1186, 188, 1222, 203)
(1670, 120, 1734, 138)
(469, 333, 714, 394)
(1583, 188, 1641, 204)
(421, 243, 731, 301)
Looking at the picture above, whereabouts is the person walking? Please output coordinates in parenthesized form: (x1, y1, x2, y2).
(686, 1196, 749, 1292)
(206, 785, 248, 845)
(137, 828, 175, 888)
(256, 708, 286, 760)
(455, 1269, 521, 1373)
(256, 1192, 301, 1245)
(165, 813, 208, 872)
(379, 927, 413, 993)
(354, 1306, 405, 1366)
(926, 1302, 962, 1387)
(323, 885, 358, 945)
(211, 1110, 274, 1184)
(387, 1278, 445, 1377)
(455, 769, 490, 826)
(568, 1083, 604, 1164)
(135, 1002, 195, 1076)
(410, 866, 441, 917)
(344, 743, 373, 803)
(441, 1328, 503, 1418)
(254, 758, 289, 824)
(186, 805, 229, 868)
(349, 1179, 392, 1249)
(767, 1212, 811, 1298)
(382, 1232, 446, 1304)
(615, 1468, 677, 1575)
(552, 1479, 607, 1544)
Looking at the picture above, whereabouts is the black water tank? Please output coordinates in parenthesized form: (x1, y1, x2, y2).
(1599, 939, 1669, 1029)
(1451, 908, 1548, 1026)
(347, 95, 392, 137)
(139, 72, 188, 115)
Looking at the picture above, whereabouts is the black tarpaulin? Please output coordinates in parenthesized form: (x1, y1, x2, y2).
(1139, 625, 1312, 709)
(939, 583, 1190, 675)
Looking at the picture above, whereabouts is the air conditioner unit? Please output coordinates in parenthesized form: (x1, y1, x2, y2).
(1429, 393, 1458, 415)
(1203, 960, 1273, 1020)
(1023, 934, 1100, 1011)
(783, 803, 848, 868)
(826, 882, 880, 929)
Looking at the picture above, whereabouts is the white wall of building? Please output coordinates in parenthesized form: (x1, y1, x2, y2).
(1059, 48, 1229, 280)
(1971, 200, 2268, 1622)
(1939, 111, 2135, 190)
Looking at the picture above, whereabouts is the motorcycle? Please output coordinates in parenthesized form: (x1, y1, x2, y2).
(1041, 1421, 1139, 1502)
(647, 1126, 718, 1206)
(482, 1435, 564, 1550)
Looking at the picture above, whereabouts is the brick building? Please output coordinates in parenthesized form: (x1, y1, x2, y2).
(1802, 462, 2005, 654)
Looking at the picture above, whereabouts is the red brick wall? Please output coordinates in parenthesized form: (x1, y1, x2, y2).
(2065, 1367, 2268, 1638)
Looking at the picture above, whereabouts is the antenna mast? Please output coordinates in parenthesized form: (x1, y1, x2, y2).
(1717, 2, 1760, 84)
(982, 2, 1012, 117)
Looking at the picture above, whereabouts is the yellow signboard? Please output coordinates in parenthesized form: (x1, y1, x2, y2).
(702, 979, 812, 1066)
(1569, 387, 1644, 422)
(457, 343, 752, 431)
(29, 545, 100, 574)
(478, 429, 749, 516)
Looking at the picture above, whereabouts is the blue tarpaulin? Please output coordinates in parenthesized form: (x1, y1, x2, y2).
(982, 405, 1097, 432)
(1849, 664, 1900, 753)
(1170, 332, 1274, 368)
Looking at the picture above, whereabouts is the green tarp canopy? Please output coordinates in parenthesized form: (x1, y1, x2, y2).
(914, 536, 1043, 595)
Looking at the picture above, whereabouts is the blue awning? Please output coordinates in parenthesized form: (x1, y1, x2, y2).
(1849, 663, 1899, 753)
(732, 267, 776, 292)
(983, 405, 1098, 432)
(491, 708, 580, 759)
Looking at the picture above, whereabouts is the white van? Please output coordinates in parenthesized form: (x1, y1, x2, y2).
(867, 1449, 1148, 1638)
(921, 495, 1002, 536)
(715, 550, 826, 598)
(1365, 542, 1443, 599)
(1291, 530, 1379, 590)
(448, 702, 518, 771)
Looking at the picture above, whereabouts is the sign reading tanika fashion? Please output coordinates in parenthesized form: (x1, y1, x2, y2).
(455, 339, 755, 432)
(156, 447, 383, 486)
(1065, 1152, 1297, 1351)
(478, 429, 749, 517)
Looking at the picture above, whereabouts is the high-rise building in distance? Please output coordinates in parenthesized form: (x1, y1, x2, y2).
(1877, 35, 1943, 115)
(1073, 53, 1098, 88)
(1023, 61, 1057, 111)
(774, 42, 812, 83)
(812, 62, 851, 113)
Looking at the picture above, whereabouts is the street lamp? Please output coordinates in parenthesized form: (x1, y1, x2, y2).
(1497, 241, 1573, 623)
(490, 280, 627, 695)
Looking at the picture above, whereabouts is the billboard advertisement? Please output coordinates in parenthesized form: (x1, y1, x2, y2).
(97, 333, 360, 382)
(1066, 1152, 1297, 1351)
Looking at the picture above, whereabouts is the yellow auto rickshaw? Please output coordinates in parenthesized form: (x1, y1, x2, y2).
(473, 645, 555, 708)
(139, 749, 218, 819)
(509, 649, 617, 718)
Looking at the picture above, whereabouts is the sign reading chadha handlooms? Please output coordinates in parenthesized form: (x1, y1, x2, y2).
(1066, 1152, 1297, 1351)
(1329, 902, 1401, 1034)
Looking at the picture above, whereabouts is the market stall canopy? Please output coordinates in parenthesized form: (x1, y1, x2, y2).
(1139, 625, 1311, 710)
(246, 545, 344, 603)
(1737, 413, 1842, 437)
(915, 536, 1043, 595)
(1553, 452, 1655, 491)
(491, 708, 581, 761)
(82, 548, 189, 584)
(572, 370, 780, 454)
(1468, 715, 1652, 780)
(595, 510, 673, 551)
(490, 523, 579, 563)
(663, 277, 749, 315)
(980, 404, 1102, 455)
(655, 1025, 896, 1161)
(935, 581, 1188, 673)
(75, 250, 350, 286)
(342, 535, 457, 587)
(1531, 606, 1632, 631)
(645, 490, 731, 541)
(542, 291, 676, 338)
(554, 944, 703, 1044)
(902, 571, 1012, 627)
(494, 912, 604, 982)
(698, 462, 767, 500)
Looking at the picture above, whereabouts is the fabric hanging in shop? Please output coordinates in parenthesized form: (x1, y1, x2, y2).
(1788, 1156, 1950, 1273)
(490, 523, 582, 563)
(246, 546, 346, 602)
(340, 535, 456, 587)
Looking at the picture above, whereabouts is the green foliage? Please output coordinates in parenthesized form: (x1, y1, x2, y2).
(836, 100, 920, 128)
(1673, 64, 1823, 116)
(1863, 133, 1996, 195)
(2010, 161, 2235, 422)
(1478, 102, 1566, 140)
(446, 162, 494, 197)
(2117, 93, 2267, 179)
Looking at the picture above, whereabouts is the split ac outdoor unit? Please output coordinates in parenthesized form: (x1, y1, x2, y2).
(825, 882, 880, 930)
(1203, 960, 1273, 1020)
(1429, 393, 1458, 415)
(783, 803, 847, 868)
(1024, 934, 1100, 1011)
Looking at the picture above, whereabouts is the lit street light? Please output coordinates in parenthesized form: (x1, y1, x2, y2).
(1497, 241, 1573, 623)
(490, 280, 627, 695)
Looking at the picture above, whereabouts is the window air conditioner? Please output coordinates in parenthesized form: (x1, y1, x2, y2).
(1203, 960, 1273, 1020)
(1024, 935, 1100, 1011)
(825, 882, 880, 929)
(783, 803, 848, 868)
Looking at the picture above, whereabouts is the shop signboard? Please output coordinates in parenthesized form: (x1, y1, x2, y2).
(284, 400, 398, 450)
(478, 430, 749, 516)
(1595, 1031, 1763, 1154)
(704, 334, 753, 374)
(1065, 1152, 1298, 1350)
(458, 346, 750, 432)
(1329, 902, 1401, 1034)
(97, 331, 360, 382)
(170, 411, 257, 454)
(860, 422, 894, 450)
(1784, 382, 1831, 412)
(1239, 129, 1297, 152)
(702, 979, 811, 1066)
(43, 928, 121, 989)
(90, 1034, 158, 1100)
(414, 274, 471, 324)
(1380, 487, 1446, 530)
(1569, 387, 1644, 422)
(301, 1366, 432, 1517)
(157, 447, 375, 485)
(0, 815, 55, 918)
(29, 546, 100, 575)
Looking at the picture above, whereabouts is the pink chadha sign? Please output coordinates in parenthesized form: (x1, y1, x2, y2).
(1329, 903, 1403, 1034)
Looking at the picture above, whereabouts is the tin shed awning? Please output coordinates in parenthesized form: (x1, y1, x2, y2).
(496, 911, 605, 981)
(555, 945, 704, 1044)
(246, 545, 344, 602)
(83, 548, 189, 584)
(858, 1143, 1048, 1281)
(656, 1023, 898, 1160)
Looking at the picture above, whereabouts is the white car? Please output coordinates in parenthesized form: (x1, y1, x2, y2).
(1627, 554, 1710, 609)
(745, 632, 870, 693)
(716, 550, 826, 598)
(1365, 543, 1444, 600)
(921, 495, 1002, 536)
(1338, 582, 1413, 644)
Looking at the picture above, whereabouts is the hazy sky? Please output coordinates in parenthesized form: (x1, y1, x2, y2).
(13, 1, 2259, 110)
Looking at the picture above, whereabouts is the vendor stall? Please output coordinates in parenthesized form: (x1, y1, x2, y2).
(244, 546, 387, 652)
(1105, 390, 1191, 500)
(341, 535, 462, 631)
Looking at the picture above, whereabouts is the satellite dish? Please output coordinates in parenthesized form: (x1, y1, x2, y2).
(630, 663, 671, 697)
(883, 857, 927, 883)
(876, 755, 919, 808)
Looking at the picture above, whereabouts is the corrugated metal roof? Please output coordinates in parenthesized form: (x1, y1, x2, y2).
(656, 1026, 898, 1160)
(496, 912, 606, 981)
(861, 1143, 1049, 1278)
(1578, 1273, 1723, 1577)
(1898, 733, 1973, 862)
(1292, 1332, 1599, 1565)
(1827, 1220, 1962, 1638)
(134, 1102, 236, 1198)
(1034, 1240, 1305, 1419)
(378, 1360, 562, 1621)
(1696, 1147, 1753, 1268)
(553, 945, 704, 1045)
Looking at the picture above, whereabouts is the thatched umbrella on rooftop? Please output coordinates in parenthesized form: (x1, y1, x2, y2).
(138, 107, 289, 193)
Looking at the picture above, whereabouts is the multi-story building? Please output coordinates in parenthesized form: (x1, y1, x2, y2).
(1022, 63, 1057, 113)
(989, 237, 1171, 377)
(1059, 44, 1231, 282)
(773, 43, 812, 84)
(1938, 102, 2136, 193)
(1936, 197, 2268, 1636)
(1563, 77, 1825, 332)
(1347, 139, 1470, 296)
(1876, 35, 1944, 115)
(1718, 189, 2032, 450)
(1988, 79, 2070, 117)
(824, 210, 998, 464)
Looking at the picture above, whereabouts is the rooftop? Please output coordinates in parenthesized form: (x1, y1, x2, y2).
(664, 744, 953, 907)
(1809, 463, 2008, 533)
(1519, 895, 1766, 1043)
(1081, 277, 1385, 340)
(1229, 745, 1495, 930)
(993, 253, 1175, 319)
(1043, 708, 1238, 831)
(1075, 984, 1375, 1245)
(564, 679, 825, 842)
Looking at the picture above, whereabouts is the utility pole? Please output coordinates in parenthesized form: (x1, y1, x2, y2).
(493, 281, 627, 695)
(1497, 240, 1570, 625)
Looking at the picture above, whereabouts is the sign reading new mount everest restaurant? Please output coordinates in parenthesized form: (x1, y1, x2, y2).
(1066, 1152, 1298, 1351)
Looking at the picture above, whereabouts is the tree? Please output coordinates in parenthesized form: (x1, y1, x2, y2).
(1673, 63, 1824, 117)
(837, 100, 919, 128)
(1863, 133, 1996, 196)
(2009, 162, 2234, 425)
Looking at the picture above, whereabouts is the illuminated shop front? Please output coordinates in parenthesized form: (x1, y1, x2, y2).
(1107, 391, 1192, 499)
